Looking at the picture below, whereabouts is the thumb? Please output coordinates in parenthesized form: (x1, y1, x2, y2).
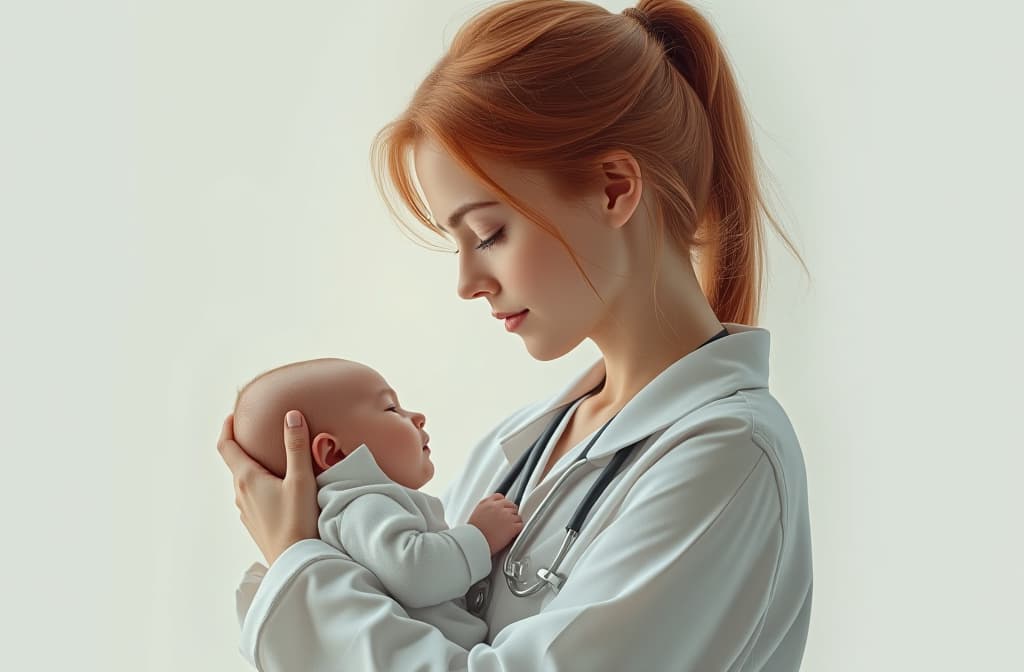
(282, 410, 314, 483)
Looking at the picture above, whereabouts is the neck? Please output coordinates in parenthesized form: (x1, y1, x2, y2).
(586, 253, 723, 414)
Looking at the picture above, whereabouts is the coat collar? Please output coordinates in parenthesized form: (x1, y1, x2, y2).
(496, 323, 770, 463)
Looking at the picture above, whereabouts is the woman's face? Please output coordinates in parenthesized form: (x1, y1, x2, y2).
(413, 140, 630, 361)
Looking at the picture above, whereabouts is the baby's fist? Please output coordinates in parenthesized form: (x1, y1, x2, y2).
(468, 493, 524, 555)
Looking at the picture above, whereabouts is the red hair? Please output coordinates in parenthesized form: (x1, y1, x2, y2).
(372, 0, 805, 325)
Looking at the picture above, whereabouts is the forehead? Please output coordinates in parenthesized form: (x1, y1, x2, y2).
(413, 139, 564, 235)
(413, 140, 483, 197)
(318, 361, 389, 400)
(413, 140, 502, 229)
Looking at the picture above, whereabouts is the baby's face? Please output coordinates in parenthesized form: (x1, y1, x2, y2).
(234, 359, 434, 489)
(324, 362, 435, 489)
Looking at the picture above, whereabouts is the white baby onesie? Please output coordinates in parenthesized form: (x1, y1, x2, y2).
(236, 444, 492, 650)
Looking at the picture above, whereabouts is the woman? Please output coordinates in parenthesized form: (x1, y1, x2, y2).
(218, 0, 813, 669)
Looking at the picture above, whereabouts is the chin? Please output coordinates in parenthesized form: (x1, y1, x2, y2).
(522, 333, 585, 362)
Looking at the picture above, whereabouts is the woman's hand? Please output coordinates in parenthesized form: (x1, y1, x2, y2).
(217, 410, 320, 566)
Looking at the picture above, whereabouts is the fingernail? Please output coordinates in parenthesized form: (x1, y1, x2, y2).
(286, 411, 302, 428)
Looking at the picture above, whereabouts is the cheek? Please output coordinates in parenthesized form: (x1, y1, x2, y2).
(554, 214, 627, 300)
(364, 415, 402, 446)
(508, 231, 580, 295)
(385, 417, 419, 444)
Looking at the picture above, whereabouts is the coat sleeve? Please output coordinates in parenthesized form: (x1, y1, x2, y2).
(238, 442, 788, 671)
(332, 493, 491, 608)
(234, 561, 268, 628)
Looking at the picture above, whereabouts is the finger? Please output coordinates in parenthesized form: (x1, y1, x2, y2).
(282, 410, 315, 484)
(216, 414, 235, 457)
(219, 414, 235, 443)
(218, 414, 254, 475)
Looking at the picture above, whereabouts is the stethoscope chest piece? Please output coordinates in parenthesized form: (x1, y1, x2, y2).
(466, 578, 490, 617)
(498, 400, 645, 600)
(534, 565, 566, 590)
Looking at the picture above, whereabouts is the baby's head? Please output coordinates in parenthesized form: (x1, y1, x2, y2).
(232, 358, 434, 489)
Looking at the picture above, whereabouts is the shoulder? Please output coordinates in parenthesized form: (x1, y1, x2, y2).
(318, 478, 420, 525)
(642, 388, 807, 533)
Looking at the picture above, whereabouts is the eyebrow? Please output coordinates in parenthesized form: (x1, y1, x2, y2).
(439, 201, 500, 233)
(377, 388, 397, 399)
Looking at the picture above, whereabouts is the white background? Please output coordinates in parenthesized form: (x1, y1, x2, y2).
(1, 1, 1021, 670)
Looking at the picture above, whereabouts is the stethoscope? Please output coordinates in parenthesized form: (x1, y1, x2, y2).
(497, 385, 645, 597)
(465, 326, 730, 614)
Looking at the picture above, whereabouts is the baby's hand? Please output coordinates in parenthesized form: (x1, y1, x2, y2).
(468, 493, 524, 555)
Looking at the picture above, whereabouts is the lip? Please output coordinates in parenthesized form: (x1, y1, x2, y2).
(503, 310, 528, 332)
(492, 309, 527, 320)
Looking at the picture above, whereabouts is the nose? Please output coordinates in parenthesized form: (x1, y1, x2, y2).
(410, 411, 426, 429)
(457, 252, 498, 301)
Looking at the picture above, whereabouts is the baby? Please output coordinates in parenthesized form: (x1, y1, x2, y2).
(230, 357, 523, 648)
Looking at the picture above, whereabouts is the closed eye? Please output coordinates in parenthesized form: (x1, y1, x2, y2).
(474, 227, 505, 251)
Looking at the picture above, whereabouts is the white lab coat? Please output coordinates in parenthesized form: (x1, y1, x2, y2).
(235, 323, 813, 671)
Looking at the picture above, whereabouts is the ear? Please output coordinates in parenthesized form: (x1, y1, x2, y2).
(596, 152, 643, 230)
(311, 432, 348, 471)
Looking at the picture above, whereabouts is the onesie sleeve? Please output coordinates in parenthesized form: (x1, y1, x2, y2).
(330, 492, 491, 608)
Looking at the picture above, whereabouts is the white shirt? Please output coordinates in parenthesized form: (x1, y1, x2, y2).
(234, 323, 813, 671)
(236, 444, 492, 650)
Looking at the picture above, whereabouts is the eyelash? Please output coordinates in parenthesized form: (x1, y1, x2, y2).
(387, 406, 400, 413)
(474, 227, 506, 252)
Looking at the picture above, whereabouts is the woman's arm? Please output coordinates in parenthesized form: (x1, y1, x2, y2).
(238, 441, 793, 671)
(238, 540, 469, 670)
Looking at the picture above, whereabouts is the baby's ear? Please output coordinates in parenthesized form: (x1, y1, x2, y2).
(311, 433, 345, 471)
